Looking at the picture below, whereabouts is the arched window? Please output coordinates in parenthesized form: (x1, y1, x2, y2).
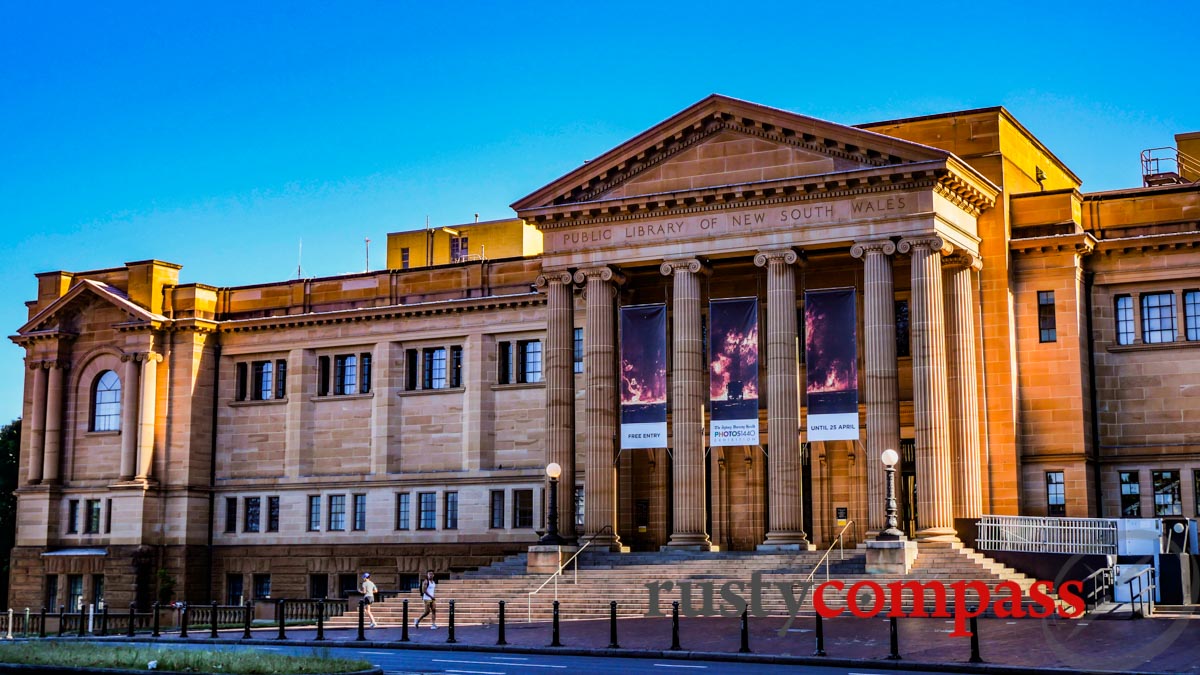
(91, 370, 121, 432)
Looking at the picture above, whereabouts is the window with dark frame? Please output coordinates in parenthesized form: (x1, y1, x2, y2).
(360, 353, 372, 394)
(92, 370, 122, 431)
(84, 499, 101, 534)
(423, 348, 447, 389)
(45, 576, 58, 612)
(450, 345, 463, 388)
(1119, 471, 1141, 517)
(894, 300, 910, 358)
(318, 356, 331, 396)
(1115, 295, 1135, 345)
(67, 575, 83, 611)
(1185, 290, 1200, 341)
(252, 361, 273, 400)
(244, 497, 261, 533)
(352, 494, 367, 531)
(1038, 291, 1057, 343)
(489, 490, 505, 529)
(395, 493, 410, 530)
(1142, 292, 1176, 344)
(334, 355, 357, 395)
(105, 498, 112, 534)
(405, 349, 418, 391)
(513, 489, 533, 528)
(400, 247, 410, 269)
(235, 362, 248, 402)
(418, 492, 436, 530)
(444, 492, 458, 530)
(253, 574, 271, 600)
(1045, 472, 1066, 516)
(275, 359, 287, 399)
(498, 341, 512, 384)
(573, 327, 584, 373)
(267, 496, 280, 532)
(224, 497, 237, 533)
(328, 494, 346, 531)
(307, 495, 321, 531)
(518, 340, 543, 383)
(574, 486, 584, 528)
(1153, 470, 1182, 516)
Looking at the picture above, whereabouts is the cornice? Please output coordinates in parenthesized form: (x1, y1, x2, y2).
(1092, 230, 1200, 256)
(217, 293, 545, 333)
(1009, 232, 1098, 255)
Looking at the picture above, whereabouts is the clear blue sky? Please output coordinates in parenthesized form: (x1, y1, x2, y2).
(1, 2, 1197, 421)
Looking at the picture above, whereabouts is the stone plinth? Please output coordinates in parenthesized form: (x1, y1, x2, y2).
(865, 539, 918, 575)
(526, 545, 579, 574)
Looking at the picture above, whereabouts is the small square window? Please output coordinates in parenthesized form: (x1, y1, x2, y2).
(1152, 470, 1182, 516)
(1141, 292, 1176, 344)
(1045, 472, 1065, 516)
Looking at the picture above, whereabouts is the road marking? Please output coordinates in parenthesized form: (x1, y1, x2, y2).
(652, 665, 708, 669)
(435, 659, 566, 669)
(359, 651, 392, 655)
(444, 670, 504, 675)
(490, 657, 531, 661)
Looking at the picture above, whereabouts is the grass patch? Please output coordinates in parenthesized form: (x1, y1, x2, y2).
(0, 642, 371, 674)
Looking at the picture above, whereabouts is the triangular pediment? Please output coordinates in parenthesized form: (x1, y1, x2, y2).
(16, 279, 166, 336)
(512, 94, 953, 212)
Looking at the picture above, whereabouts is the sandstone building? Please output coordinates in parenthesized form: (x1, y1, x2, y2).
(10, 96, 1200, 611)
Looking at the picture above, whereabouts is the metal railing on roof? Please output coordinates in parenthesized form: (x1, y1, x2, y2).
(976, 515, 1118, 555)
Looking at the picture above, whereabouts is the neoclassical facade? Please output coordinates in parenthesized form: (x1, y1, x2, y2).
(11, 96, 1200, 610)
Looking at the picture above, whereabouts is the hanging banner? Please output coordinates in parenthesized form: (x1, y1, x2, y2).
(805, 288, 859, 441)
(620, 304, 668, 449)
(709, 297, 760, 446)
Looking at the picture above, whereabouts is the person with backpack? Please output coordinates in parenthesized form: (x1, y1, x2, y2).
(414, 570, 437, 629)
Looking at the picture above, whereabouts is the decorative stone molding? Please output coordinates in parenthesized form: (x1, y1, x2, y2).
(897, 236, 953, 258)
(573, 266, 626, 286)
(753, 248, 800, 268)
(534, 270, 575, 290)
(658, 258, 711, 277)
(850, 239, 897, 259)
(942, 251, 983, 272)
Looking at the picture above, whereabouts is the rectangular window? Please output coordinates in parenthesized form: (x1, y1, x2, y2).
(334, 355, 357, 395)
(104, 498, 112, 534)
(489, 490, 505, 529)
(67, 499, 79, 534)
(518, 340, 543, 383)
(574, 486, 585, 528)
(92, 574, 104, 608)
(352, 494, 367, 531)
(400, 247, 410, 270)
(1045, 472, 1066, 516)
(895, 300, 910, 358)
(318, 356, 331, 396)
(307, 495, 321, 531)
(1142, 292, 1177, 344)
(45, 576, 59, 612)
(1153, 470, 1182, 516)
(1038, 291, 1057, 343)
(359, 353, 372, 394)
(450, 235, 469, 261)
(84, 499, 101, 534)
(235, 362, 248, 401)
(423, 347, 447, 389)
(1185, 290, 1200, 341)
(574, 327, 584, 374)
(418, 492, 437, 530)
(252, 360, 273, 400)
(450, 345, 463, 388)
(1115, 295, 1135, 345)
(405, 349, 418, 391)
(498, 341, 512, 384)
(67, 575, 83, 612)
(328, 495, 346, 531)
(513, 489, 534, 529)
(395, 493, 410, 530)
(1119, 471, 1141, 517)
(225, 497, 237, 533)
(267, 496, 280, 532)
(244, 497, 261, 533)
(275, 359, 287, 399)
(226, 574, 245, 606)
(253, 574, 271, 600)
(444, 492, 458, 530)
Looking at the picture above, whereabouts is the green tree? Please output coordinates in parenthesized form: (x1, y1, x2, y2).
(0, 418, 20, 610)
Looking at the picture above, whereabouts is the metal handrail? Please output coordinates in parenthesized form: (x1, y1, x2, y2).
(801, 520, 853, 587)
(527, 525, 613, 622)
(1081, 566, 1113, 613)
(1128, 567, 1156, 618)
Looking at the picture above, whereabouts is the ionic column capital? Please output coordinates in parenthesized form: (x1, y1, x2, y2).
(942, 251, 983, 272)
(897, 235, 953, 257)
(123, 351, 163, 364)
(850, 239, 897, 259)
(753, 248, 802, 268)
(573, 266, 626, 286)
(29, 360, 47, 371)
(658, 258, 710, 277)
(534, 270, 575, 290)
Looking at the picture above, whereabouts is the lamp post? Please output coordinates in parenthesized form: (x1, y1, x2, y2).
(878, 449, 905, 541)
(539, 462, 566, 545)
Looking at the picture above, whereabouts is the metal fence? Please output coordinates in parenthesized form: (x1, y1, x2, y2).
(976, 515, 1119, 555)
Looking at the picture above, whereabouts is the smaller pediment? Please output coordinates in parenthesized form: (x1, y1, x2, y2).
(15, 279, 167, 337)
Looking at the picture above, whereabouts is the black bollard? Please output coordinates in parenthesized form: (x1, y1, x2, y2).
(739, 608, 751, 653)
(356, 600, 366, 641)
(887, 615, 900, 660)
(210, 601, 219, 639)
(151, 602, 161, 638)
(496, 601, 507, 646)
(813, 612, 826, 656)
(399, 599, 409, 643)
(39, 607, 47, 639)
(275, 599, 286, 640)
(550, 600, 561, 647)
(447, 600, 457, 644)
(58, 607, 66, 637)
(126, 603, 135, 638)
(241, 602, 252, 640)
(316, 599, 325, 641)
(100, 606, 109, 636)
(179, 605, 189, 638)
(670, 600, 681, 651)
(969, 614, 983, 663)
(607, 601, 619, 649)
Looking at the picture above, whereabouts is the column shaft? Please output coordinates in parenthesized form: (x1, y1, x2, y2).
(136, 356, 158, 480)
(119, 356, 140, 480)
(542, 272, 577, 541)
(576, 268, 621, 548)
(755, 249, 808, 548)
(900, 237, 956, 541)
(27, 364, 47, 484)
(42, 363, 65, 483)
(945, 257, 983, 519)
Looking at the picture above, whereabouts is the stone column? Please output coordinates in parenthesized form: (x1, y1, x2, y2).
(944, 252, 984, 520)
(538, 270, 577, 541)
(851, 240, 902, 535)
(42, 362, 65, 484)
(27, 361, 48, 484)
(898, 236, 957, 541)
(754, 248, 809, 549)
(660, 259, 711, 549)
(574, 266, 623, 548)
(135, 353, 160, 481)
(119, 354, 141, 481)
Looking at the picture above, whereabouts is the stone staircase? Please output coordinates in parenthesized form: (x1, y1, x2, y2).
(327, 540, 1056, 628)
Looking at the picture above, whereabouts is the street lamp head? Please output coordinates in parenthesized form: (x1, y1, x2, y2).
(881, 449, 899, 468)
(546, 462, 562, 479)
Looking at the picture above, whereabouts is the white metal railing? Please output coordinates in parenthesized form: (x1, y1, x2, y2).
(976, 515, 1118, 555)
(803, 520, 853, 586)
(526, 526, 611, 622)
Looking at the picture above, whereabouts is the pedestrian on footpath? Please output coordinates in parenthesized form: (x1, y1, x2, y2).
(360, 572, 378, 628)
(414, 570, 438, 629)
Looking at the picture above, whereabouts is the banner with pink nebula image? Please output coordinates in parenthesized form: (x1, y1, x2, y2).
(708, 297, 760, 447)
(804, 288, 859, 441)
(619, 304, 668, 449)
